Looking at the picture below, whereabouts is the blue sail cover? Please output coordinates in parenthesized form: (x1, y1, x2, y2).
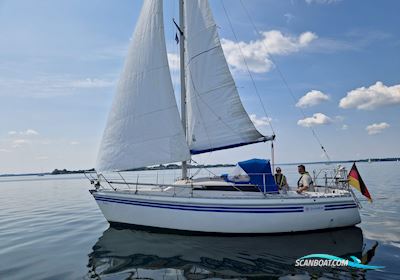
(238, 159, 278, 193)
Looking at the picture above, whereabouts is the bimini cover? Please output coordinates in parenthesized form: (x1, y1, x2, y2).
(237, 159, 278, 193)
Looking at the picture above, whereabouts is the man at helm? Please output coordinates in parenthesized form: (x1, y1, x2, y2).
(297, 164, 314, 193)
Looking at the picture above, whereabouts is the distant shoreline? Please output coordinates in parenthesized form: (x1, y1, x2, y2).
(0, 157, 398, 178)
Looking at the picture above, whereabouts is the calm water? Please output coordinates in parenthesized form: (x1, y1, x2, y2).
(0, 162, 399, 279)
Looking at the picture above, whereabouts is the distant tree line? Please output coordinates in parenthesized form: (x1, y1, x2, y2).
(125, 163, 235, 171)
(51, 168, 95, 175)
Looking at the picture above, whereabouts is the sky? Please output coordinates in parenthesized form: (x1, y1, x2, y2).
(0, 0, 399, 174)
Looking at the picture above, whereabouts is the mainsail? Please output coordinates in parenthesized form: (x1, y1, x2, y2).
(184, 0, 273, 154)
(96, 0, 190, 172)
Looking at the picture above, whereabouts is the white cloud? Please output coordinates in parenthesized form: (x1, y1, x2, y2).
(0, 148, 11, 153)
(0, 76, 115, 98)
(8, 129, 39, 136)
(339, 81, 400, 110)
(12, 139, 30, 148)
(70, 141, 80, 145)
(25, 129, 39, 135)
(167, 53, 180, 71)
(296, 90, 329, 108)
(297, 113, 332, 127)
(70, 78, 114, 89)
(305, 0, 341, 4)
(13, 139, 29, 144)
(366, 122, 390, 135)
(341, 124, 349, 130)
(221, 30, 317, 73)
(250, 114, 272, 127)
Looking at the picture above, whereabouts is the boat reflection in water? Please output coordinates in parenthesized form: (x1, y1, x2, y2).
(87, 226, 374, 279)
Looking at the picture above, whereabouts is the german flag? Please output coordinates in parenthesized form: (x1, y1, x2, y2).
(348, 163, 372, 202)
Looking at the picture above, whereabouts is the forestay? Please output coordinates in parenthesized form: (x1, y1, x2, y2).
(96, 0, 190, 172)
(184, 0, 273, 155)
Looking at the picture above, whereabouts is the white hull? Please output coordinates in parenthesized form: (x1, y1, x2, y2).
(91, 189, 361, 234)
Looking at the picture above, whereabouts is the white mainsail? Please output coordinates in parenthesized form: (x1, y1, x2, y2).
(184, 0, 272, 154)
(96, 0, 190, 172)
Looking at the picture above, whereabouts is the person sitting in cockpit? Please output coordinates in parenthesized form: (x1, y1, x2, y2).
(274, 167, 288, 193)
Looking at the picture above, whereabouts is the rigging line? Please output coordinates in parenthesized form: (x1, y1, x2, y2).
(220, 0, 275, 137)
(189, 151, 214, 179)
(238, 0, 331, 162)
(190, 158, 218, 178)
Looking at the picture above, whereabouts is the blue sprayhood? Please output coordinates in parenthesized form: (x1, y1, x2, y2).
(222, 159, 278, 193)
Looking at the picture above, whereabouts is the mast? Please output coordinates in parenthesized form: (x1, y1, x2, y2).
(179, 0, 188, 179)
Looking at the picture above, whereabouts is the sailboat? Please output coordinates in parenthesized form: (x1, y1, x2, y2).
(89, 0, 361, 233)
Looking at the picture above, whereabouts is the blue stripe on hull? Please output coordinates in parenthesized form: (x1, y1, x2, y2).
(95, 195, 305, 210)
(94, 196, 304, 213)
(325, 202, 358, 211)
(325, 203, 357, 208)
(325, 205, 358, 211)
(94, 195, 358, 213)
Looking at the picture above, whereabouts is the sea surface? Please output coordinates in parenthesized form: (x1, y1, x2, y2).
(0, 162, 399, 280)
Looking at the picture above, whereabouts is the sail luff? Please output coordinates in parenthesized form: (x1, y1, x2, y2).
(184, 0, 272, 155)
(96, 0, 190, 172)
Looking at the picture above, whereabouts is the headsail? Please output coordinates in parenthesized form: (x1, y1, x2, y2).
(184, 0, 273, 155)
(96, 0, 190, 172)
